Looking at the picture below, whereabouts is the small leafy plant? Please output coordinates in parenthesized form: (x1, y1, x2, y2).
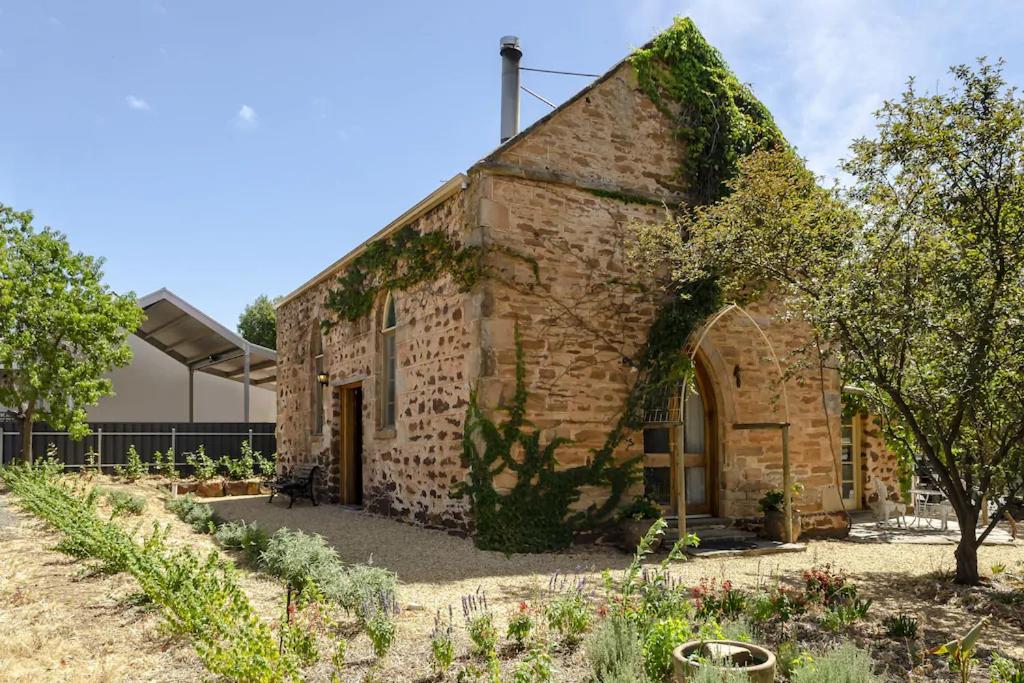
(791, 643, 879, 682)
(463, 589, 498, 658)
(152, 448, 179, 479)
(185, 446, 218, 481)
(430, 606, 456, 676)
(512, 644, 554, 683)
(991, 655, 1024, 683)
(882, 613, 919, 638)
(106, 489, 146, 517)
(114, 445, 148, 481)
(166, 493, 218, 533)
(545, 572, 591, 647)
(220, 450, 254, 480)
(214, 520, 270, 563)
(361, 588, 399, 658)
(507, 600, 534, 648)
(931, 618, 987, 683)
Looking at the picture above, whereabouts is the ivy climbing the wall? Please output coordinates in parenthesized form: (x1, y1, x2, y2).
(453, 327, 639, 552)
(322, 225, 485, 328)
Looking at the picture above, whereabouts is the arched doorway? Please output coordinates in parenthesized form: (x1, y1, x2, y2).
(642, 355, 719, 517)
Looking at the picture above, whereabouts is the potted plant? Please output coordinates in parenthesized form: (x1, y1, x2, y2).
(186, 446, 225, 497)
(617, 495, 664, 552)
(758, 483, 803, 542)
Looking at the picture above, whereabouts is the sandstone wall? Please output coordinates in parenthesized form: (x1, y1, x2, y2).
(276, 193, 475, 529)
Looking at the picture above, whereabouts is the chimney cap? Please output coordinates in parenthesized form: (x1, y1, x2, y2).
(500, 35, 521, 58)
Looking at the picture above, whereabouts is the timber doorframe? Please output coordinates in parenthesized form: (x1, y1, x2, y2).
(671, 355, 719, 517)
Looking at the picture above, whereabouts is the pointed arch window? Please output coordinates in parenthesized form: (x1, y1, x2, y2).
(380, 293, 397, 428)
(311, 328, 325, 434)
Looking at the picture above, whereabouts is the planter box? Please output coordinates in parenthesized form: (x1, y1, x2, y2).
(175, 480, 199, 495)
(674, 640, 776, 683)
(225, 480, 250, 496)
(246, 480, 264, 495)
(196, 480, 226, 497)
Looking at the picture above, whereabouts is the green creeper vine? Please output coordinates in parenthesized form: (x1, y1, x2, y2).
(453, 327, 639, 552)
(630, 17, 785, 206)
(322, 225, 484, 328)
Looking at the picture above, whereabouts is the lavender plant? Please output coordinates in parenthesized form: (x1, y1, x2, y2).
(430, 606, 456, 676)
(545, 571, 591, 647)
(463, 588, 498, 658)
(360, 588, 399, 658)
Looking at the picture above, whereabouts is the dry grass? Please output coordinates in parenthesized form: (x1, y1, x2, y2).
(1, 475, 1022, 681)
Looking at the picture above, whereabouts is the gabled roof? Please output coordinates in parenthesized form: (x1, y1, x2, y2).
(136, 288, 277, 388)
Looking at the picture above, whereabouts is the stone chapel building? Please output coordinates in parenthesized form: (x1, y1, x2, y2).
(275, 32, 900, 537)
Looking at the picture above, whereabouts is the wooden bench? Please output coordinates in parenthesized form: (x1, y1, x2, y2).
(266, 463, 320, 508)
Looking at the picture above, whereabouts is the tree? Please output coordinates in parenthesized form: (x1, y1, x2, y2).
(238, 294, 277, 349)
(0, 205, 144, 463)
(636, 61, 1024, 584)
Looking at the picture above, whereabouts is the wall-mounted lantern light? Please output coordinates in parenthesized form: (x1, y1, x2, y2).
(316, 371, 330, 386)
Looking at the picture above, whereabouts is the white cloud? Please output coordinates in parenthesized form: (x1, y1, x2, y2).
(125, 95, 151, 111)
(236, 104, 258, 129)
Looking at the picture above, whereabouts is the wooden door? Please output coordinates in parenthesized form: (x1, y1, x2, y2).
(337, 383, 363, 505)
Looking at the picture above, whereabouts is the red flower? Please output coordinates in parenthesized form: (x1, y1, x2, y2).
(518, 601, 528, 612)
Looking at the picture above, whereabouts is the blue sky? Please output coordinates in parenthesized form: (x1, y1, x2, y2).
(1, 1, 1022, 327)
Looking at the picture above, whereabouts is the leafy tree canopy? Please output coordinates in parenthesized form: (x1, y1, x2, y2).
(635, 60, 1024, 584)
(238, 294, 278, 349)
(0, 205, 144, 460)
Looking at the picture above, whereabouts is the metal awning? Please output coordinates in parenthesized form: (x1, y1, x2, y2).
(136, 288, 276, 421)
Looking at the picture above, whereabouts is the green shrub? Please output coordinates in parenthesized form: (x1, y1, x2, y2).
(512, 645, 554, 683)
(643, 616, 693, 682)
(545, 576, 591, 647)
(114, 445, 148, 481)
(820, 597, 872, 632)
(106, 489, 146, 517)
(882, 613, 919, 638)
(166, 494, 218, 533)
(152, 448, 178, 479)
(362, 589, 399, 658)
(214, 520, 270, 562)
(260, 527, 340, 591)
(252, 445, 277, 477)
(586, 615, 647, 683)
(507, 601, 534, 647)
(430, 607, 456, 676)
(185, 446, 217, 481)
(0, 463, 297, 681)
(791, 643, 880, 683)
(992, 655, 1024, 683)
(220, 450, 254, 480)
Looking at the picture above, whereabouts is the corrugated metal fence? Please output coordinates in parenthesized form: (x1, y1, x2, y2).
(0, 421, 276, 475)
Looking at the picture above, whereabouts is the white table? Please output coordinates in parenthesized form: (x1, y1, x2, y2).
(910, 488, 950, 531)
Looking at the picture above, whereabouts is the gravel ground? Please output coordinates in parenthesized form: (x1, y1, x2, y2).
(2, 476, 1022, 682)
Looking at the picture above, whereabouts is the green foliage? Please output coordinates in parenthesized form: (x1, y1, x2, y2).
(586, 615, 648, 683)
(642, 616, 692, 682)
(466, 612, 498, 659)
(689, 666, 751, 683)
(545, 580, 591, 647)
(323, 225, 503, 327)
(114, 445, 147, 481)
(237, 293, 278, 349)
(361, 589, 399, 658)
(991, 655, 1024, 683)
(185, 446, 217, 481)
(791, 643, 880, 683)
(512, 645, 554, 683)
(106, 489, 145, 517)
(506, 602, 534, 648)
(246, 441, 276, 477)
(883, 613, 919, 638)
(152, 448, 178, 479)
(629, 17, 784, 206)
(454, 327, 640, 552)
(820, 597, 872, 632)
(0, 463, 297, 681)
(166, 494, 218, 533)
(430, 607, 456, 676)
(618, 495, 663, 521)
(0, 205, 144, 462)
(214, 520, 270, 563)
(260, 527, 340, 591)
(220, 450, 255, 480)
(932, 618, 987, 683)
(654, 59, 1024, 584)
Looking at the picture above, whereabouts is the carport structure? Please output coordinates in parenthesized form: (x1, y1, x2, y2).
(135, 288, 276, 422)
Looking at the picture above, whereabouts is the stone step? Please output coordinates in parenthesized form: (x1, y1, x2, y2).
(662, 517, 757, 545)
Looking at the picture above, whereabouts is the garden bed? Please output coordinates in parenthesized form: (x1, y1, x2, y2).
(1, 469, 1022, 681)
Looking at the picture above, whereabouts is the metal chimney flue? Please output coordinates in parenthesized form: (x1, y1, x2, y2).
(499, 36, 522, 143)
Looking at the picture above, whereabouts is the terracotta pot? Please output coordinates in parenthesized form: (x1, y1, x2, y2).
(246, 480, 263, 495)
(196, 480, 225, 497)
(618, 518, 663, 553)
(175, 480, 199, 495)
(761, 509, 801, 542)
(225, 480, 249, 496)
(673, 640, 776, 683)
